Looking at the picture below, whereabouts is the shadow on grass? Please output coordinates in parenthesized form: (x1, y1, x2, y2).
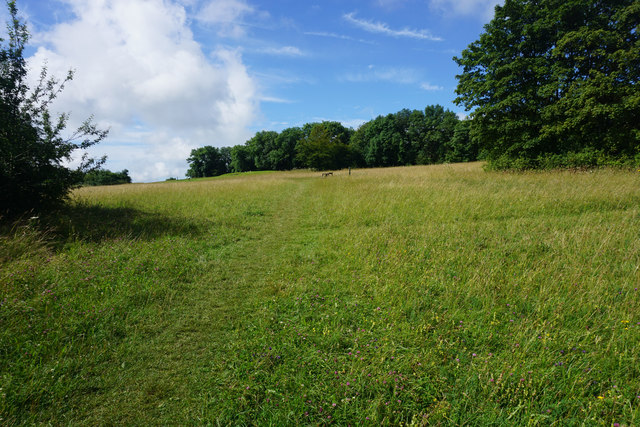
(43, 203, 205, 245)
(1, 203, 205, 262)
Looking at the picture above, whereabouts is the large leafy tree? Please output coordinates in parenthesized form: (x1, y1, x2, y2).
(185, 146, 229, 178)
(246, 130, 278, 170)
(230, 144, 254, 172)
(417, 105, 459, 164)
(296, 122, 353, 170)
(272, 127, 303, 170)
(454, 0, 640, 169)
(444, 119, 479, 163)
(0, 1, 108, 216)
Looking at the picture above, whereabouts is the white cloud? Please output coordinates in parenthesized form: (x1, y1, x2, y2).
(196, 0, 271, 38)
(199, 0, 253, 23)
(197, 0, 260, 37)
(307, 117, 368, 130)
(253, 70, 315, 86)
(375, 0, 408, 8)
(429, 0, 503, 21)
(343, 66, 421, 84)
(259, 96, 295, 104)
(343, 12, 442, 41)
(340, 118, 368, 129)
(420, 82, 444, 91)
(304, 31, 374, 44)
(262, 45, 306, 57)
(27, 0, 257, 182)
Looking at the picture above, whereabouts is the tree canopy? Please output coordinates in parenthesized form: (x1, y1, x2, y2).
(350, 107, 472, 167)
(187, 105, 478, 177)
(186, 146, 231, 178)
(0, 1, 107, 216)
(454, 0, 640, 169)
(296, 122, 354, 170)
(83, 169, 132, 186)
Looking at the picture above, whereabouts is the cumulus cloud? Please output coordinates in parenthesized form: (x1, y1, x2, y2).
(27, 0, 257, 182)
(343, 12, 442, 41)
(429, 0, 503, 21)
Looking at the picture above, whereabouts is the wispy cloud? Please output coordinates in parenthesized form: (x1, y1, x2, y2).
(253, 70, 316, 86)
(342, 66, 421, 84)
(375, 0, 409, 9)
(429, 0, 503, 21)
(304, 31, 374, 44)
(343, 12, 442, 41)
(197, 0, 270, 37)
(261, 46, 306, 57)
(420, 82, 444, 91)
(259, 96, 296, 104)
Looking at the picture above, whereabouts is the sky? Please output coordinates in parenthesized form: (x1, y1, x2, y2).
(11, 0, 502, 182)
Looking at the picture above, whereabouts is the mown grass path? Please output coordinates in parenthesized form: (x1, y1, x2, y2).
(72, 177, 314, 424)
(2, 164, 639, 425)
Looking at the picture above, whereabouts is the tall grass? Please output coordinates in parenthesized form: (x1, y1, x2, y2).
(1, 163, 639, 424)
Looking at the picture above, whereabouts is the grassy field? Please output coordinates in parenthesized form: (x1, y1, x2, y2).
(1, 162, 639, 425)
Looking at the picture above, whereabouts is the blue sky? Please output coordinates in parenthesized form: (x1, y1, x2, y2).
(13, 0, 501, 181)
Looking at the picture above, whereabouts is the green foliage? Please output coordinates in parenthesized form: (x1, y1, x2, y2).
(296, 121, 354, 170)
(351, 106, 465, 167)
(355, 114, 403, 167)
(444, 119, 480, 163)
(271, 127, 303, 170)
(83, 169, 132, 186)
(487, 149, 640, 171)
(454, 0, 640, 169)
(0, 1, 107, 217)
(246, 131, 279, 170)
(230, 144, 254, 172)
(219, 146, 232, 173)
(185, 145, 230, 178)
(418, 105, 460, 164)
(192, 105, 476, 175)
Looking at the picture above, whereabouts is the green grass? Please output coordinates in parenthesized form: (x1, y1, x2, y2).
(1, 163, 639, 425)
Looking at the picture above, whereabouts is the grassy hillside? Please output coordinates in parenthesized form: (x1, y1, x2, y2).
(1, 163, 639, 425)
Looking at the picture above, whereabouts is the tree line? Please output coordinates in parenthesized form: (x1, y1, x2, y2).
(82, 169, 132, 186)
(186, 105, 478, 178)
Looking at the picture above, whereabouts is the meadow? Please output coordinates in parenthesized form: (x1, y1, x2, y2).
(1, 162, 639, 425)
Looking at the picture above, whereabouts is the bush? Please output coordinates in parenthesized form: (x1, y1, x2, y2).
(0, 1, 107, 218)
(486, 149, 640, 171)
